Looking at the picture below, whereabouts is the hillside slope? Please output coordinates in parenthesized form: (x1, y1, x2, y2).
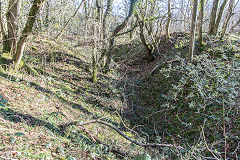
(0, 35, 144, 160)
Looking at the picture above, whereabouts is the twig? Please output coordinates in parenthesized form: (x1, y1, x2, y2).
(201, 124, 220, 160)
(59, 119, 180, 149)
(147, 108, 174, 118)
(115, 111, 140, 138)
(78, 126, 126, 157)
(232, 141, 240, 159)
(0, 156, 17, 160)
(222, 100, 227, 160)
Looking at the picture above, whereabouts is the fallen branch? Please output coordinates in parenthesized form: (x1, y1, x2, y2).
(59, 118, 180, 149)
(148, 58, 180, 76)
(78, 126, 126, 158)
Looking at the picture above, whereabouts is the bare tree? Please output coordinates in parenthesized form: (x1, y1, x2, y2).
(102, 0, 113, 40)
(5, 0, 21, 53)
(209, 0, 220, 35)
(56, 0, 85, 39)
(214, 0, 229, 35)
(103, 0, 137, 73)
(166, 0, 171, 41)
(188, 0, 198, 61)
(0, 0, 7, 53)
(221, 0, 235, 38)
(14, 0, 46, 68)
(198, 0, 205, 45)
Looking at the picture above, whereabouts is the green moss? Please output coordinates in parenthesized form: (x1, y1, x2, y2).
(0, 66, 6, 74)
(24, 63, 39, 76)
(0, 52, 12, 65)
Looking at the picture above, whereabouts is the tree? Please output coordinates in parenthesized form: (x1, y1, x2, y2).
(188, 0, 198, 61)
(103, 0, 137, 73)
(208, 0, 219, 35)
(56, 0, 85, 39)
(230, 16, 240, 32)
(214, 0, 229, 35)
(0, 0, 7, 53)
(166, 0, 171, 41)
(14, 0, 46, 68)
(102, 0, 113, 39)
(198, 0, 205, 45)
(4, 0, 21, 53)
(220, 0, 234, 38)
(139, 20, 154, 62)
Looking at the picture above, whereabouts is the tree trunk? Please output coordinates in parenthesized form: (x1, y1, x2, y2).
(6, 0, 21, 54)
(91, 50, 98, 83)
(14, 0, 46, 68)
(230, 15, 240, 32)
(139, 21, 154, 62)
(208, 0, 220, 35)
(55, 0, 84, 39)
(96, 0, 101, 22)
(220, 0, 234, 39)
(102, 0, 113, 40)
(198, 0, 205, 45)
(0, 0, 8, 53)
(103, 0, 136, 73)
(44, 1, 50, 32)
(166, 0, 171, 41)
(214, 0, 229, 35)
(188, 0, 198, 62)
(98, 0, 113, 67)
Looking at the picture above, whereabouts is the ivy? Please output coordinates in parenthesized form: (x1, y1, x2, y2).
(0, 94, 7, 107)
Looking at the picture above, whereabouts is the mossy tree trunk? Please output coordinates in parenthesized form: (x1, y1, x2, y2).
(102, 0, 113, 40)
(138, 19, 154, 62)
(188, 0, 198, 62)
(91, 50, 98, 83)
(98, 0, 113, 66)
(6, 0, 21, 54)
(208, 0, 220, 35)
(214, 0, 229, 35)
(220, 0, 234, 39)
(198, 0, 205, 45)
(14, 0, 46, 69)
(165, 0, 171, 41)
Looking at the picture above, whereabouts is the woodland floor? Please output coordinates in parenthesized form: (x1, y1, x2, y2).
(0, 33, 240, 159)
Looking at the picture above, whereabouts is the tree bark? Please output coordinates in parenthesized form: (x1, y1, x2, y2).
(188, 0, 198, 62)
(139, 21, 154, 62)
(198, 0, 205, 45)
(230, 15, 240, 32)
(214, 0, 229, 35)
(44, 1, 49, 31)
(220, 0, 234, 38)
(166, 0, 171, 41)
(14, 0, 46, 68)
(5, 0, 21, 54)
(0, 0, 8, 53)
(208, 0, 220, 35)
(102, 0, 113, 40)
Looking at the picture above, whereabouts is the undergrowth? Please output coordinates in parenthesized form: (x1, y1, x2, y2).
(0, 33, 239, 159)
